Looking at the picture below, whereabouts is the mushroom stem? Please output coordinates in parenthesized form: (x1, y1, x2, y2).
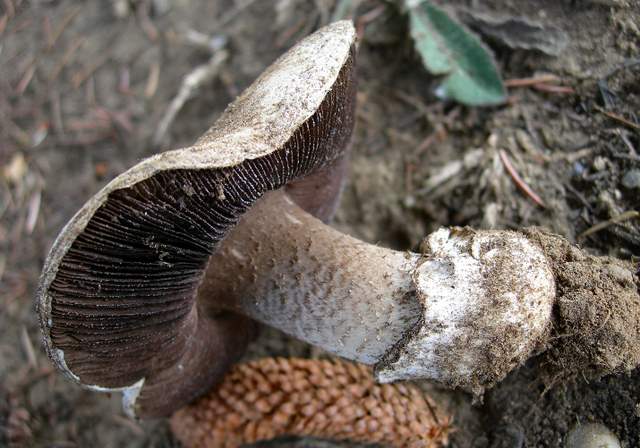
(199, 190, 422, 365)
(198, 190, 557, 390)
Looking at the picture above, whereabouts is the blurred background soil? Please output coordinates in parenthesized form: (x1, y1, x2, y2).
(1, 0, 639, 446)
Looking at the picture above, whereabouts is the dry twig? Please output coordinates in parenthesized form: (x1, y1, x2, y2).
(505, 74, 574, 95)
(0, 14, 8, 35)
(136, 0, 159, 41)
(153, 49, 228, 146)
(213, 0, 259, 28)
(144, 62, 160, 98)
(499, 149, 546, 208)
(579, 210, 640, 239)
(549, 147, 594, 163)
(275, 17, 306, 48)
(25, 189, 41, 234)
(532, 83, 575, 94)
(20, 326, 37, 368)
(15, 60, 36, 94)
(617, 130, 638, 156)
(111, 415, 145, 436)
(355, 4, 386, 39)
(594, 105, 640, 131)
(417, 149, 484, 195)
(46, 6, 82, 50)
(505, 74, 561, 87)
(72, 53, 111, 88)
(3, 0, 15, 19)
(49, 38, 85, 82)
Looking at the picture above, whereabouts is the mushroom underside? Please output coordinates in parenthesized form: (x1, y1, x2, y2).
(38, 31, 357, 418)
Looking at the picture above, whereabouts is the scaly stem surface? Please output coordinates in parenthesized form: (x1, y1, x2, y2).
(198, 190, 559, 391)
(198, 190, 422, 364)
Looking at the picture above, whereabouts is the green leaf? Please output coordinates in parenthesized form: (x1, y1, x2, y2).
(406, 0, 506, 106)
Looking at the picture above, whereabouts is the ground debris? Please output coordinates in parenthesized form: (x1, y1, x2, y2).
(1, 0, 639, 446)
(153, 48, 229, 147)
(458, 8, 569, 56)
(524, 228, 640, 379)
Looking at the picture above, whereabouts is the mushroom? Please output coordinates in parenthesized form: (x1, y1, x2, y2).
(38, 20, 357, 418)
(37, 20, 640, 419)
(170, 357, 451, 447)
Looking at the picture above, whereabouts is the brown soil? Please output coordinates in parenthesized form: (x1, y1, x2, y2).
(1, 0, 639, 447)
(524, 228, 640, 378)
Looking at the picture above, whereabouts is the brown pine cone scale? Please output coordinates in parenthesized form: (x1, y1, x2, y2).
(170, 357, 451, 447)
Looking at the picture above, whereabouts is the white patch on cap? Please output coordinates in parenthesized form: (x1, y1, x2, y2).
(122, 378, 145, 418)
(284, 212, 302, 225)
(54, 348, 80, 382)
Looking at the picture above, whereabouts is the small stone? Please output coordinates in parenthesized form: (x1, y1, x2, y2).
(403, 195, 416, 208)
(572, 161, 586, 177)
(2, 153, 27, 184)
(565, 422, 621, 448)
(593, 156, 607, 171)
(621, 169, 640, 189)
(613, 188, 622, 200)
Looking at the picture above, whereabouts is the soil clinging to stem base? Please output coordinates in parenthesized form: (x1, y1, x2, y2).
(524, 228, 640, 381)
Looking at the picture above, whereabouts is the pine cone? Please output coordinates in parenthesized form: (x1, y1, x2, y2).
(171, 357, 450, 447)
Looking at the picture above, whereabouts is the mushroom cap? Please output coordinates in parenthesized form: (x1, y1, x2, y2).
(37, 21, 357, 418)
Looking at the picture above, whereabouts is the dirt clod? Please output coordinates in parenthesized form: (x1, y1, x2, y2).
(524, 228, 640, 379)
